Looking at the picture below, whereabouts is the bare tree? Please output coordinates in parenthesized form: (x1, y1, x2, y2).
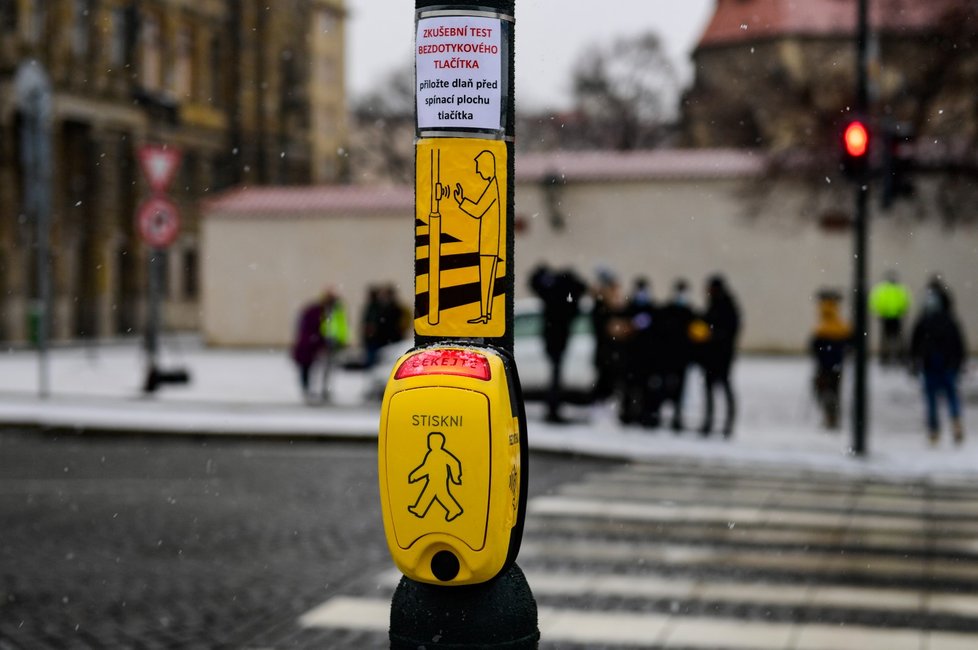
(570, 32, 679, 150)
(348, 62, 416, 184)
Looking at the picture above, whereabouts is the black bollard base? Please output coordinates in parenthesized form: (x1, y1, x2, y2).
(143, 366, 191, 393)
(389, 563, 539, 649)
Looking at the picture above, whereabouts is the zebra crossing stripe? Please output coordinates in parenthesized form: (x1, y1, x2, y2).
(530, 495, 825, 527)
(298, 595, 976, 649)
(298, 596, 388, 630)
(529, 494, 978, 537)
(337, 567, 978, 620)
(519, 536, 978, 581)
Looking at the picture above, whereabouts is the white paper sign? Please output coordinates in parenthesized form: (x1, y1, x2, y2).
(416, 15, 502, 131)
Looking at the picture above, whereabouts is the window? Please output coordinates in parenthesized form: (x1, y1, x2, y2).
(182, 249, 198, 300)
(154, 249, 169, 299)
(109, 7, 129, 68)
(0, 1, 17, 33)
(316, 55, 334, 87)
(209, 35, 223, 105)
(140, 13, 161, 90)
(28, 0, 46, 44)
(72, 0, 91, 57)
(173, 25, 194, 99)
(179, 151, 198, 194)
(317, 10, 335, 35)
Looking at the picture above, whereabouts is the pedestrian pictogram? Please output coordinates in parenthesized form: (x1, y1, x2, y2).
(137, 196, 181, 249)
(138, 145, 182, 194)
(415, 138, 507, 338)
(408, 432, 464, 522)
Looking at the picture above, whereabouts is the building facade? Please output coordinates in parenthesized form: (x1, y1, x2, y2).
(0, 0, 347, 342)
(683, 0, 976, 151)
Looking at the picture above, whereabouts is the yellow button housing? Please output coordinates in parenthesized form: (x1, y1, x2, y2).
(378, 346, 523, 585)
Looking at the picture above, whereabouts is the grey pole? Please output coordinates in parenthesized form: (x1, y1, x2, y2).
(851, 0, 869, 455)
(15, 60, 53, 399)
(144, 249, 162, 392)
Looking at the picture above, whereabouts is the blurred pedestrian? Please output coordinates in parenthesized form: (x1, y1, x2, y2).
(809, 289, 852, 430)
(910, 283, 966, 446)
(291, 292, 327, 400)
(361, 284, 407, 369)
(618, 277, 661, 428)
(378, 284, 409, 347)
(927, 273, 954, 311)
(530, 264, 588, 423)
(869, 270, 911, 366)
(589, 267, 624, 405)
(657, 279, 695, 432)
(697, 274, 741, 438)
(360, 285, 384, 369)
(319, 289, 349, 401)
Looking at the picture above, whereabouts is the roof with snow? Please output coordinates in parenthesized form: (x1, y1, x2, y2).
(204, 149, 765, 217)
(517, 148, 765, 182)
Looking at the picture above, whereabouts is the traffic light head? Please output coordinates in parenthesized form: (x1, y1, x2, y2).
(841, 119, 870, 179)
(844, 121, 869, 158)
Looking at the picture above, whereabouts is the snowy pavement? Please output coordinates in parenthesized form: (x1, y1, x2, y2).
(1, 337, 976, 482)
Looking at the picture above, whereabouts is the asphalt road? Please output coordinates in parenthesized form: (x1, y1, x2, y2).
(0, 429, 616, 649)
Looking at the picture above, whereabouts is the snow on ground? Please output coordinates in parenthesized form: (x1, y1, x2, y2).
(1, 337, 976, 482)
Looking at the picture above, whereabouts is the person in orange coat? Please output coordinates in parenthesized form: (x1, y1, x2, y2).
(809, 290, 853, 430)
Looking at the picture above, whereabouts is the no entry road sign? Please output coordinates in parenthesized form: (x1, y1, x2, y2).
(137, 196, 181, 249)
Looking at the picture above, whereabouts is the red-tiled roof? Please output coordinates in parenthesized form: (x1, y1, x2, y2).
(697, 0, 963, 50)
(204, 149, 765, 216)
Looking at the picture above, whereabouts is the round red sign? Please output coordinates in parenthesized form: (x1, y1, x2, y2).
(137, 197, 181, 248)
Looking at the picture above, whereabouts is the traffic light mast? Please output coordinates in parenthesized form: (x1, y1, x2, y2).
(850, 0, 870, 456)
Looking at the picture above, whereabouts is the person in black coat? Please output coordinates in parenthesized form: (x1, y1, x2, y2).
(656, 279, 695, 431)
(618, 277, 661, 428)
(910, 284, 967, 445)
(697, 274, 741, 438)
(589, 268, 624, 404)
(530, 264, 588, 423)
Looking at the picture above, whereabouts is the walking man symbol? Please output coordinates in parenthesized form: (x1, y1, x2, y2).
(408, 432, 464, 522)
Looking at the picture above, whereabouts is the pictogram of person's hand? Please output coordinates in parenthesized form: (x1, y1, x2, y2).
(453, 182, 464, 205)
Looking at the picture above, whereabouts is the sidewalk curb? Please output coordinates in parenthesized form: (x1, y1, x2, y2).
(4, 398, 976, 486)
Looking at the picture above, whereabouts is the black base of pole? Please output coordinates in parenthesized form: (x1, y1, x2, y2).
(389, 563, 538, 649)
(143, 366, 191, 393)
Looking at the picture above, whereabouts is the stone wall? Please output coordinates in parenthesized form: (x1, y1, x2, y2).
(201, 175, 978, 353)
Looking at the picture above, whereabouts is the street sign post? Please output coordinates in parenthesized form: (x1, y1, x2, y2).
(136, 145, 184, 393)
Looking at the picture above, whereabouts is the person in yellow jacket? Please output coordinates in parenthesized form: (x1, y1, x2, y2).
(869, 270, 911, 366)
(810, 290, 852, 429)
(319, 289, 349, 402)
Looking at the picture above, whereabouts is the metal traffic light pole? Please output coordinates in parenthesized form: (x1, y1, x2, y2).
(851, 0, 870, 455)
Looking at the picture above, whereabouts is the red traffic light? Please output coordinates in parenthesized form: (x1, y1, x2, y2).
(844, 121, 869, 157)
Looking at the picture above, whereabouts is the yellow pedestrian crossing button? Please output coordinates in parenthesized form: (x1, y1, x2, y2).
(378, 346, 526, 585)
